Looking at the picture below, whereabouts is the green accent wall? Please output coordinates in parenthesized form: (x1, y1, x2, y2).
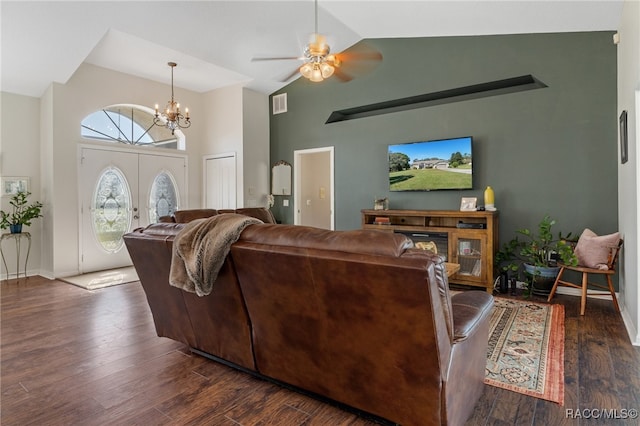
(270, 32, 617, 247)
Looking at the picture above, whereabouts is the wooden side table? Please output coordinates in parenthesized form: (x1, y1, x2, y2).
(0, 232, 31, 280)
(444, 262, 461, 278)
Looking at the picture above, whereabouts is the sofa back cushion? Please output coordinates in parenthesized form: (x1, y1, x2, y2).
(231, 224, 444, 425)
(239, 223, 413, 257)
(173, 209, 218, 223)
(170, 207, 276, 224)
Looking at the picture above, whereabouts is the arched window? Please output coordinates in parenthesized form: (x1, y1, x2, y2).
(81, 104, 185, 150)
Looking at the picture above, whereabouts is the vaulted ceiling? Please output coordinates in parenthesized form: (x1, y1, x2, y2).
(1, 1, 624, 98)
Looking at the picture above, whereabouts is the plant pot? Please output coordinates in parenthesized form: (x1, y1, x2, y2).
(9, 224, 22, 234)
(524, 263, 560, 296)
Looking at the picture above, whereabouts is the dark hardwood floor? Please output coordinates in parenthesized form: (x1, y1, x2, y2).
(2, 276, 639, 425)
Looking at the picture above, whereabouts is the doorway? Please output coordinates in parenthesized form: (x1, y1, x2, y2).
(79, 146, 186, 273)
(294, 147, 334, 230)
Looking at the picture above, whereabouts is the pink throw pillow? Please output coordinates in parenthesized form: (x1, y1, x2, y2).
(574, 228, 620, 270)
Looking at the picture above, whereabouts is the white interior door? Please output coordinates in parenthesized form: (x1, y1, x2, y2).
(80, 148, 139, 272)
(204, 153, 237, 209)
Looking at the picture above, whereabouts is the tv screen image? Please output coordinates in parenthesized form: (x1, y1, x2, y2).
(388, 136, 473, 191)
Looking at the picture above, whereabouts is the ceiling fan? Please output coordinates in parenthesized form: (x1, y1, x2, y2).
(252, 0, 382, 83)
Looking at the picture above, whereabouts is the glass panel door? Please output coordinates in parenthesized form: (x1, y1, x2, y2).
(450, 232, 487, 284)
(148, 171, 179, 223)
(457, 237, 483, 277)
(80, 148, 139, 272)
(91, 167, 132, 253)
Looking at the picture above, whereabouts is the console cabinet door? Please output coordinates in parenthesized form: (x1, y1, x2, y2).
(450, 232, 488, 285)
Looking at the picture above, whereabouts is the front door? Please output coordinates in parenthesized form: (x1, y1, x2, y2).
(80, 147, 187, 273)
(80, 148, 139, 272)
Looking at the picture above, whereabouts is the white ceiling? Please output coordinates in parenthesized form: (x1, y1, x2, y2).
(1, 1, 624, 98)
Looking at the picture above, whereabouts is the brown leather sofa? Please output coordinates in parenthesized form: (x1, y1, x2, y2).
(124, 211, 493, 426)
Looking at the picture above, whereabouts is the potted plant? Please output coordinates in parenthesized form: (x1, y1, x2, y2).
(496, 215, 578, 296)
(0, 191, 43, 234)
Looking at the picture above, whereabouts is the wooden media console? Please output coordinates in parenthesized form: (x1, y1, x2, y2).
(362, 209, 499, 293)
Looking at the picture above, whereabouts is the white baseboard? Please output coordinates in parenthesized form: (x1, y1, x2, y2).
(620, 308, 640, 347)
(554, 286, 616, 299)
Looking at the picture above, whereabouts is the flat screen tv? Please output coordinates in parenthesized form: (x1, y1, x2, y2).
(388, 136, 473, 191)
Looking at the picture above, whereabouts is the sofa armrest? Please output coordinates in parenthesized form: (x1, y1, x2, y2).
(402, 249, 455, 340)
(450, 291, 494, 343)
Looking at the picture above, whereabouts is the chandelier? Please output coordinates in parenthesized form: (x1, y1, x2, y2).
(153, 62, 190, 135)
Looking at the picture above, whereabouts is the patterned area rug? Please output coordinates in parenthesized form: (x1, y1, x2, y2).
(484, 297, 565, 405)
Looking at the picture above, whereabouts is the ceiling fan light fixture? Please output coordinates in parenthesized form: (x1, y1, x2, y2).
(300, 62, 314, 79)
(320, 62, 334, 78)
(310, 64, 324, 82)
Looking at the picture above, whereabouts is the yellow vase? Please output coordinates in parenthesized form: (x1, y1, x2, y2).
(484, 186, 495, 210)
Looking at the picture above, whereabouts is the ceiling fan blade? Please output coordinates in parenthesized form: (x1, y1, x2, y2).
(280, 67, 302, 82)
(251, 56, 304, 62)
(328, 42, 384, 82)
(333, 67, 353, 83)
(335, 41, 383, 64)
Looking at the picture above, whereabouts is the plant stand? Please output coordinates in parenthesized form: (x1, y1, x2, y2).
(0, 232, 31, 280)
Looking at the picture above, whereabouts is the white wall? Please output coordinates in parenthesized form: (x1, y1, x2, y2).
(202, 85, 244, 207)
(201, 85, 270, 209)
(618, 0, 640, 344)
(0, 92, 42, 277)
(40, 85, 54, 277)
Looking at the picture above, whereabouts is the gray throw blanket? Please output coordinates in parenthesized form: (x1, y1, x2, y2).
(169, 213, 262, 296)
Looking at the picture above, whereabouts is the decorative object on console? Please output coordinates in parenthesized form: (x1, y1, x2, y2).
(460, 197, 477, 211)
(153, 62, 191, 135)
(373, 196, 388, 210)
(0, 191, 43, 234)
(484, 185, 496, 211)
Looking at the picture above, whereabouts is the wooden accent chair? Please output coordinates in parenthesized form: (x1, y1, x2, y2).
(547, 239, 623, 315)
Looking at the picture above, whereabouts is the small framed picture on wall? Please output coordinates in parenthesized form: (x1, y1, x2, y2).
(1, 176, 30, 196)
(620, 110, 628, 164)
